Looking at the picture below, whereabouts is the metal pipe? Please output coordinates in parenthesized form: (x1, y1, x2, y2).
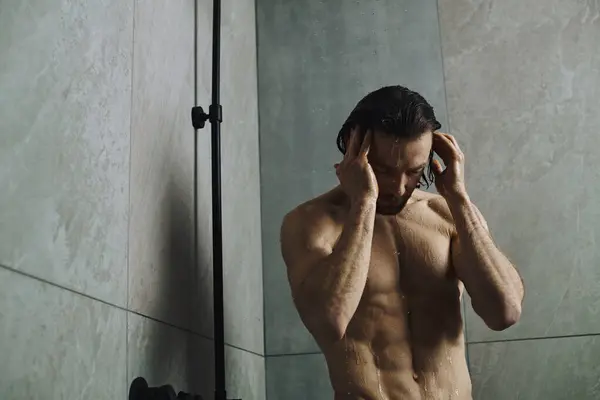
(208, 0, 226, 398)
(130, 0, 232, 398)
(189, 0, 227, 398)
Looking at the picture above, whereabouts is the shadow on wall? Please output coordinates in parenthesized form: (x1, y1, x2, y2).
(144, 165, 215, 397)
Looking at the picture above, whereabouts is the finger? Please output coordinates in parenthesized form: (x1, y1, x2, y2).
(433, 133, 458, 161)
(431, 159, 444, 176)
(444, 133, 464, 158)
(359, 130, 372, 157)
(346, 126, 361, 157)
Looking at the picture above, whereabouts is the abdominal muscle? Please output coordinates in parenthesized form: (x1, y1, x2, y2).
(322, 297, 471, 400)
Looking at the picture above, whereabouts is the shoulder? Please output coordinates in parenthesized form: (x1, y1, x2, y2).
(280, 192, 342, 256)
(410, 190, 456, 233)
(415, 190, 489, 234)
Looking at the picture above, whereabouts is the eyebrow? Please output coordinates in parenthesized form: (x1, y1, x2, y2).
(409, 163, 428, 171)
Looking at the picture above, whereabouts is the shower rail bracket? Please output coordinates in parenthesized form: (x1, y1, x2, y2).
(191, 104, 223, 129)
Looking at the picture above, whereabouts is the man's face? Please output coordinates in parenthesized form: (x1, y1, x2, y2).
(367, 130, 433, 215)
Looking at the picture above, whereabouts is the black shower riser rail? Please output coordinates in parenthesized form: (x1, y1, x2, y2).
(129, 0, 238, 398)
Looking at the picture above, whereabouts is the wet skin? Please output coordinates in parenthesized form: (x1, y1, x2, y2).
(281, 130, 523, 399)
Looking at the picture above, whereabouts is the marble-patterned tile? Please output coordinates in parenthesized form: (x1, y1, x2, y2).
(439, 0, 600, 341)
(266, 353, 333, 400)
(0, 267, 126, 400)
(225, 344, 266, 400)
(0, 0, 132, 306)
(128, 313, 215, 399)
(128, 313, 266, 400)
(469, 336, 600, 400)
(128, 0, 213, 337)
(257, 0, 448, 177)
(219, 0, 264, 355)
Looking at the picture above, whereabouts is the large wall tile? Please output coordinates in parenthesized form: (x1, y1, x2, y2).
(439, 0, 600, 342)
(257, 0, 447, 177)
(469, 336, 600, 400)
(128, 313, 215, 399)
(0, 267, 126, 400)
(225, 344, 267, 400)
(128, 313, 265, 400)
(219, 0, 264, 355)
(0, 0, 132, 306)
(257, 0, 448, 356)
(128, 0, 214, 337)
(266, 353, 333, 400)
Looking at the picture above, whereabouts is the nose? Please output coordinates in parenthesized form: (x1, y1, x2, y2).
(381, 174, 409, 195)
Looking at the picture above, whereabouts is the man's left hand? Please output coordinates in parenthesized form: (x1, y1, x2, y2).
(431, 132, 468, 202)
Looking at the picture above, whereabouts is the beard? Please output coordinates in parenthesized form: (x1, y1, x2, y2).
(375, 195, 410, 215)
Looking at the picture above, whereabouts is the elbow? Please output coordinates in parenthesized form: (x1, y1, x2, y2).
(296, 293, 351, 342)
(309, 308, 350, 343)
(485, 302, 522, 331)
(322, 311, 351, 342)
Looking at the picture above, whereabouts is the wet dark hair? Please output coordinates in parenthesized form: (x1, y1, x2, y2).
(336, 85, 442, 188)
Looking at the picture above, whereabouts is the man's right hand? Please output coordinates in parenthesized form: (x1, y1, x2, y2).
(334, 127, 379, 205)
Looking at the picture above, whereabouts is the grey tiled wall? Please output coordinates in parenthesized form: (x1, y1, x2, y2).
(0, 0, 264, 399)
(256, 0, 448, 398)
(439, 0, 600, 398)
(258, 0, 600, 398)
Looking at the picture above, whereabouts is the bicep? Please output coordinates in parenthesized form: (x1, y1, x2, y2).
(280, 210, 333, 301)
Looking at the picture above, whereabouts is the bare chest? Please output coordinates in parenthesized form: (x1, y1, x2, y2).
(364, 215, 454, 298)
(346, 213, 464, 345)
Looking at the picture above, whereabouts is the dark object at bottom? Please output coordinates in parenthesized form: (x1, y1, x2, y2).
(129, 377, 204, 400)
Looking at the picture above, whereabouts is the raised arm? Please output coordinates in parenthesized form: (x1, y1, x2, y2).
(431, 132, 524, 331)
(280, 198, 376, 342)
(280, 127, 379, 342)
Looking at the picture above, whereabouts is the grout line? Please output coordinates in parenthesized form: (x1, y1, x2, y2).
(224, 342, 265, 358)
(265, 351, 322, 358)
(435, 0, 452, 134)
(126, 0, 138, 387)
(468, 332, 600, 345)
(264, 331, 600, 357)
(0, 262, 260, 352)
(252, 2, 270, 396)
(5, 263, 599, 356)
(192, 0, 200, 369)
(0, 262, 130, 311)
(252, 0, 267, 361)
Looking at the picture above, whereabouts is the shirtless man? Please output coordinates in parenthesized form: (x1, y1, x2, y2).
(280, 86, 525, 400)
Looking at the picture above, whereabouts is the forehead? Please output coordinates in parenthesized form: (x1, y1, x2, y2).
(370, 131, 433, 167)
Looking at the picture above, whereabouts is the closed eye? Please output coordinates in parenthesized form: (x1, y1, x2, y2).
(409, 168, 425, 176)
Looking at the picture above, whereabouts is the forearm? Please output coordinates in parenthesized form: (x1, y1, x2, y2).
(449, 195, 524, 329)
(303, 198, 376, 333)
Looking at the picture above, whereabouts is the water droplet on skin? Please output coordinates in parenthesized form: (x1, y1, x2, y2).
(373, 352, 387, 399)
(375, 367, 386, 399)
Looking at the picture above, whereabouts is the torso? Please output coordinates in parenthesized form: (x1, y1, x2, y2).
(304, 188, 471, 400)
